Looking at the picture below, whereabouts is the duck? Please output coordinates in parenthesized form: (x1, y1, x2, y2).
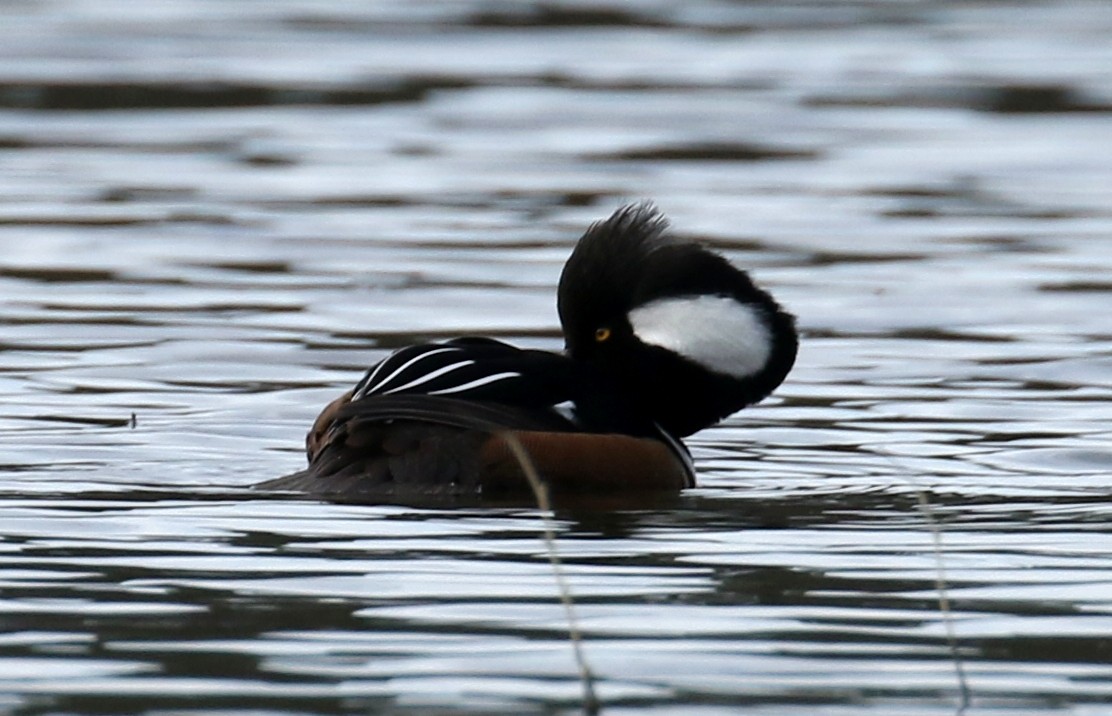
(261, 203, 797, 501)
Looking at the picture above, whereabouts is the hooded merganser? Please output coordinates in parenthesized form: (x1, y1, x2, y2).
(261, 203, 797, 500)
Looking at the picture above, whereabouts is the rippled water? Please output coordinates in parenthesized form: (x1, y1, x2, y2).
(2, 1, 1111, 714)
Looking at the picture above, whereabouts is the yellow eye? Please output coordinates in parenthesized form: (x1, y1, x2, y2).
(594, 327, 611, 342)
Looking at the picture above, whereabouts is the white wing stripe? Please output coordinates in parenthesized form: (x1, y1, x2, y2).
(427, 371, 521, 395)
(364, 346, 459, 395)
(354, 354, 390, 395)
(381, 359, 476, 395)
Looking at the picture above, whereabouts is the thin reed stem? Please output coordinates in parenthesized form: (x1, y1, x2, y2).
(499, 432, 600, 716)
(875, 448, 972, 713)
(913, 488, 972, 714)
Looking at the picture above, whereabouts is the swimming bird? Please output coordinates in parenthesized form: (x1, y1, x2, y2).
(262, 203, 797, 500)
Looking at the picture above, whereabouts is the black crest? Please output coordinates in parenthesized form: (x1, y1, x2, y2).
(557, 203, 798, 436)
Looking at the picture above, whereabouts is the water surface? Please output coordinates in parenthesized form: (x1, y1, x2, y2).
(1, 1, 1111, 714)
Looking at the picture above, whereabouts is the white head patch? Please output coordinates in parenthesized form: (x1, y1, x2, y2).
(628, 295, 772, 379)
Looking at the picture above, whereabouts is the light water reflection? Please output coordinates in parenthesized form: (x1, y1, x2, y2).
(2, 0, 1111, 714)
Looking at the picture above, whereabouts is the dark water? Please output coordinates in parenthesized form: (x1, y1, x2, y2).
(2, 1, 1111, 714)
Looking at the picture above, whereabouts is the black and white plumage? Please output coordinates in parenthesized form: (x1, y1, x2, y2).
(353, 340, 527, 401)
(262, 203, 797, 501)
(558, 205, 798, 438)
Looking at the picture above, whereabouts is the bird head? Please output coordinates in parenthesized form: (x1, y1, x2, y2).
(557, 203, 797, 437)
